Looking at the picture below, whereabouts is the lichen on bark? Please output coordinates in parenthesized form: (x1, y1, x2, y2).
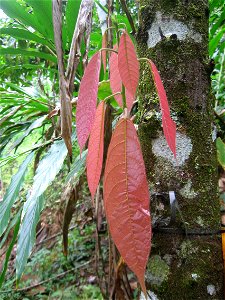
(137, 0, 223, 298)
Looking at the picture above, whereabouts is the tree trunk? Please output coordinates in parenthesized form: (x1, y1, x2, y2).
(137, 1, 223, 299)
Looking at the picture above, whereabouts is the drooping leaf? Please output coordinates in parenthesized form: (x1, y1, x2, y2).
(66, 150, 87, 184)
(118, 32, 140, 97)
(11, 115, 47, 151)
(0, 213, 21, 287)
(216, 137, 225, 169)
(76, 51, 101, 151)
(109, 45, 123, 107)
(23, 137, 75, 211)
(103, 118, 151, 296)
(148, 60, 176, 157)
(62, 180, 82, 256)
(16, 136, 76, 280)
(0, 152, 34, 237)
(87, 101, 105, 199)
(26, 0, 54, 41)
(0, 0, 46, 38)
(102, 31, 107, 72)
(162, 114, 177, 158)
(16, 195, 44, 281)
(1, 28, 53, 49)
(0, 48, 57, 63)
(0, 209, 22, 250)
(109, 45, 134, 110)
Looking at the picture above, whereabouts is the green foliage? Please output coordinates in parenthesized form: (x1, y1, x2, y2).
(216, 137, 225, 169)
(0, 152, 34, 236)
(0, 0, 224, 297)
(210, 0, 225, 115)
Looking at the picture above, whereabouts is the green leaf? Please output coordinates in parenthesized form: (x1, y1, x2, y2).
(0, 212, 21, 288)
(209, 28, 225, 57)
(0, 47, 57, 63)
(26, 0, 54, 41)
(65, 0, 82, 46)
(16, 136, 76, 280)
(0, 0, 49, 40)
(12, 115, 47, 151)
(23, 138, 74, 209)
(216, 137, 225, 169)
(16, 194, 44, 281)
(0, 28, 54, 49)
(66, 149, 87, 183)
(0, 152, 34, 237)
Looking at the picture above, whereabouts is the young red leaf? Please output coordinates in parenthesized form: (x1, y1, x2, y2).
(148, 60, 176, 157)
(76, 51, 101, 152)
(162, 114, 176, 158)
(87, 101, 105, 199)
(118, 32, 140, 97)
(102, 31, 107, 72)
(104, 118, 151, 296)
(109, 45, 135, 111)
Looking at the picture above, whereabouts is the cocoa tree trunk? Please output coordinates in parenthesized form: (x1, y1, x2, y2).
(137, 1, 223, 299)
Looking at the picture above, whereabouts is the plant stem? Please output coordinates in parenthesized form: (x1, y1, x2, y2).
(119, 0, 136, 35)
(101, 47, 118, 54)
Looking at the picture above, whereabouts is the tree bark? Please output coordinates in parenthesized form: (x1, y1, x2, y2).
(137, 1, 223, 299)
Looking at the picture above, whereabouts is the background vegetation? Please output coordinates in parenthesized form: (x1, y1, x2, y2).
(0, 0, 224, 299)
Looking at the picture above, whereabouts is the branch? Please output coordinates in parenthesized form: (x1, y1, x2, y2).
(119, 0, 136, 35)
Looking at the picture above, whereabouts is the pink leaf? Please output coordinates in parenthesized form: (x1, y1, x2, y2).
(76, 51, 101, 152)
(148, 60, 176, 157)
(104, 118, 151, 296)
(118, 31, 140, 97)
(109, 45, 135, 111)
(87, 101, 105, 199)
(109, 45, 123, 107)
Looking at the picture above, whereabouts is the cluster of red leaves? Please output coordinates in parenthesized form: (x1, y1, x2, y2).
(76, 30, 176, 295)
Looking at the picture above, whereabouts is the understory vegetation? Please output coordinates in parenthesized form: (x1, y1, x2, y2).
(0, 0, 224, 299)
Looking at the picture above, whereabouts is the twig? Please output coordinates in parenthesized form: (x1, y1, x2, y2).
(0, 260, 92, 294)
(35, 225, 76, 247)
(119, 0, 136, 35)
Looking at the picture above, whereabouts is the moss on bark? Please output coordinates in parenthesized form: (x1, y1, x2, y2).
(137, 0, 223, 298)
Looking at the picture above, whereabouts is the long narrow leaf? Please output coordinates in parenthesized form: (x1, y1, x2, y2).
(0, 152, 34, 237)
(0, 213, 21, 287)
(11, 115, 47, 151)
(76, 51, 101, 152)
(0, 48, 57, 63)
(16, 195, 44, 281)
(1, 28, 53, 49)
(16, 136, 76, 280)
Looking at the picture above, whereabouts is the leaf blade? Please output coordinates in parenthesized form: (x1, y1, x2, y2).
(148, 60, 176, 157)
(16, 195, 44, 281)
(0, 152, 34, 237)
(103, 118, 151, 295)
(76, 51, 101, 151)
(87, 101, 105, 199)
(118, 32, 140, 97)
(109, 45, 134, 111)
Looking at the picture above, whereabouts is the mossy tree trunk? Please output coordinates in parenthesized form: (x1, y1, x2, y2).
(136, 0, 223, 298)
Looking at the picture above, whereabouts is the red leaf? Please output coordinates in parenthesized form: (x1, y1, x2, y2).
(109, 45, 135, 111)
(118, 32, 140, 97)
(104, 118, 151, 295)
(162, 114, 176, 158)
(87, 101, 105, 199)
(102, 31, 107, 72)
(148, 60, 176, 157)
(76, 51, 101, 152)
